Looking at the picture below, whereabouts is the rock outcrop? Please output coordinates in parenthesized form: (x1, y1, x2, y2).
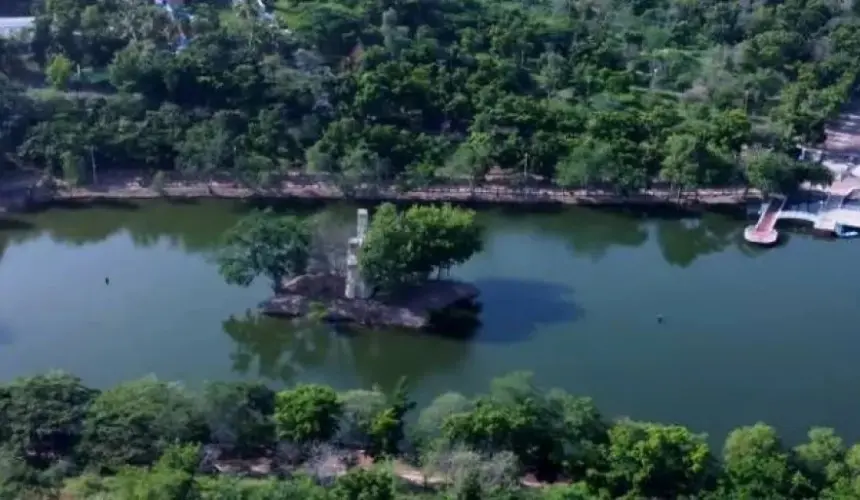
(261, 273, 480, 329)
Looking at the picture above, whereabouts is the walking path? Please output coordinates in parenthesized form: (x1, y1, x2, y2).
(37, 171, 758, 207)
(744, 196, 785, 245)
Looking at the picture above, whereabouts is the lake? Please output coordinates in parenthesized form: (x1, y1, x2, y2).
(0, 198, 858, 445)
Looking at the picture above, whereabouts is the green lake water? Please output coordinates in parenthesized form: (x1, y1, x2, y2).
(0, 199, 857, 444)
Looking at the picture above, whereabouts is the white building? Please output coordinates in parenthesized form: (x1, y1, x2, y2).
(0, 17, 34, 38)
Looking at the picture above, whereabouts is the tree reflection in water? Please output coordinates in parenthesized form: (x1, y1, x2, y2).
(498, 205, 770, 267)
(222, 311, 473, 393)
(222, 311, 340, 383)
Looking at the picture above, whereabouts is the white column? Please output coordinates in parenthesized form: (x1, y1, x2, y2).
(357, 208, 369, 241)
(346, 209, 371, 299)
(345, 237, 360, 299)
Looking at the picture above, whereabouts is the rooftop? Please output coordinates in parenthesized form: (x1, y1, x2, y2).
(0, 16, 34, 37)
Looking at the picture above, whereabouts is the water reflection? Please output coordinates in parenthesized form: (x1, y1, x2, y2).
(0, 200, 790, 269)
(654, 214, 744, 268)
(1, 200, 247, 251)
(221, 311, 472, 392)
(491, 205, 773, 267)
(223, 311, 335, 382)
(490, 207, 650, 261)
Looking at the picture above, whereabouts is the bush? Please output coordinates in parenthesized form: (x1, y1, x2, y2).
(201, 381, 276, 457)
(0, 372, 97, 464)
(274, 384, 342, 445)
(81, 378, 208, 471)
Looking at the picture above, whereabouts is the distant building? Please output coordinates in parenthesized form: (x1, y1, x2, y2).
(0, 16, 33, 38)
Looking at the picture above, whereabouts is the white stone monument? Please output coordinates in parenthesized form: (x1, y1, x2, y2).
(345, 209, 370, 299)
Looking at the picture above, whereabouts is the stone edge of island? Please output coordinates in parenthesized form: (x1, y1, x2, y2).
(260, 274, 481, 330)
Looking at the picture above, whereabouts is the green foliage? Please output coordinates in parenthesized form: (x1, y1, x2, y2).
(605, 420, 714, 498)
(217, 210, 312, 291)
(333, 467, 397, 500)
(201, 381, 276, 457)
(45, 54, 73, 90)
(59, 150, 84, 185)
(414, 392, 474, 447)
(0, 372, 97, 464)
(359, 204, 483, 292)
(0, 446, 69, 500)
(442, 397, 560, 478)
(0, 371, 858, 499)
(720, 423, 803, 498)
(743, 149, 831, 195)
(274, 384, 342, 444)
(81, 378, 208, 471)
(338, 389, 384, 430)
(1, 0, 851, 198)
(366, 379, 416, 458)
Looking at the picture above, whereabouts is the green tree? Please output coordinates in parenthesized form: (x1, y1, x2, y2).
(0, 372, 97, 464)
(0, 447, 69, 500)
(333, 467, 397, 500)
(414, 392, 474, 450)
(440, 132, 494, 189)
(217, 210, 312, 291)
(337, 389, 388, 449)
(367, 378, 415, 457)
(358, 203, 483, 292)
(606, 420, 714, 498)
(81, 378, 208, 471)
(442, 396, 561, 478)
(719, 423, 805, 499)
(555, 138, 612, 191)
(544, 390, 608, 479)
(45, 54, 74, 90)
(201, 381, 276, 457)
(742, 149, 829, 195)
(110, 445, 201, 500)
(274, 384, 342, 444)
(824, 443, 860, 498)
(795, 427, 848, 495)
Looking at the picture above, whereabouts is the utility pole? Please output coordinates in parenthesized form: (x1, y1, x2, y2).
(90, 146, 97, 185)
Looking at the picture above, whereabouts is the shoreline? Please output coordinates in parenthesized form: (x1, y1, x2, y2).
(45, 176, 764, 208)
(0, 171, 803, 212)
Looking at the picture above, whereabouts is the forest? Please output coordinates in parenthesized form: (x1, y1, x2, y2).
(1, 370, 859, 499)
(0, 0, 854, 196)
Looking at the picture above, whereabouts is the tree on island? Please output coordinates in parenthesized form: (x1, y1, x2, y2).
(217, 210, 312, 292)
(358, 203, 483, 294)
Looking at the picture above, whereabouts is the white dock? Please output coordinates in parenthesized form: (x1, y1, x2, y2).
(744, 186, 860, 245)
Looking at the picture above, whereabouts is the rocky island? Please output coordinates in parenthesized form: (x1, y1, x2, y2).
(261, 273, 480, 329)
(261, 208, 481, 329)
(217, 204, 485, 330)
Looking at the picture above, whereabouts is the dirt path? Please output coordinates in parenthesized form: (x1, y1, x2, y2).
(46, 174, 759, 207)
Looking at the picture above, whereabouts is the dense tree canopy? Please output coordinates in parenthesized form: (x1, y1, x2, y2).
(1, 370, 860, 499)
(359, 203, 483, 292)
(0, 0, 847, 194)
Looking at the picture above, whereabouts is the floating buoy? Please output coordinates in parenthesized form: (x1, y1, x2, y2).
(656, 314, 664, 324)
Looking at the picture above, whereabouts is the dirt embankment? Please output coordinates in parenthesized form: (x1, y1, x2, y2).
(0, 170, 770, 212)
